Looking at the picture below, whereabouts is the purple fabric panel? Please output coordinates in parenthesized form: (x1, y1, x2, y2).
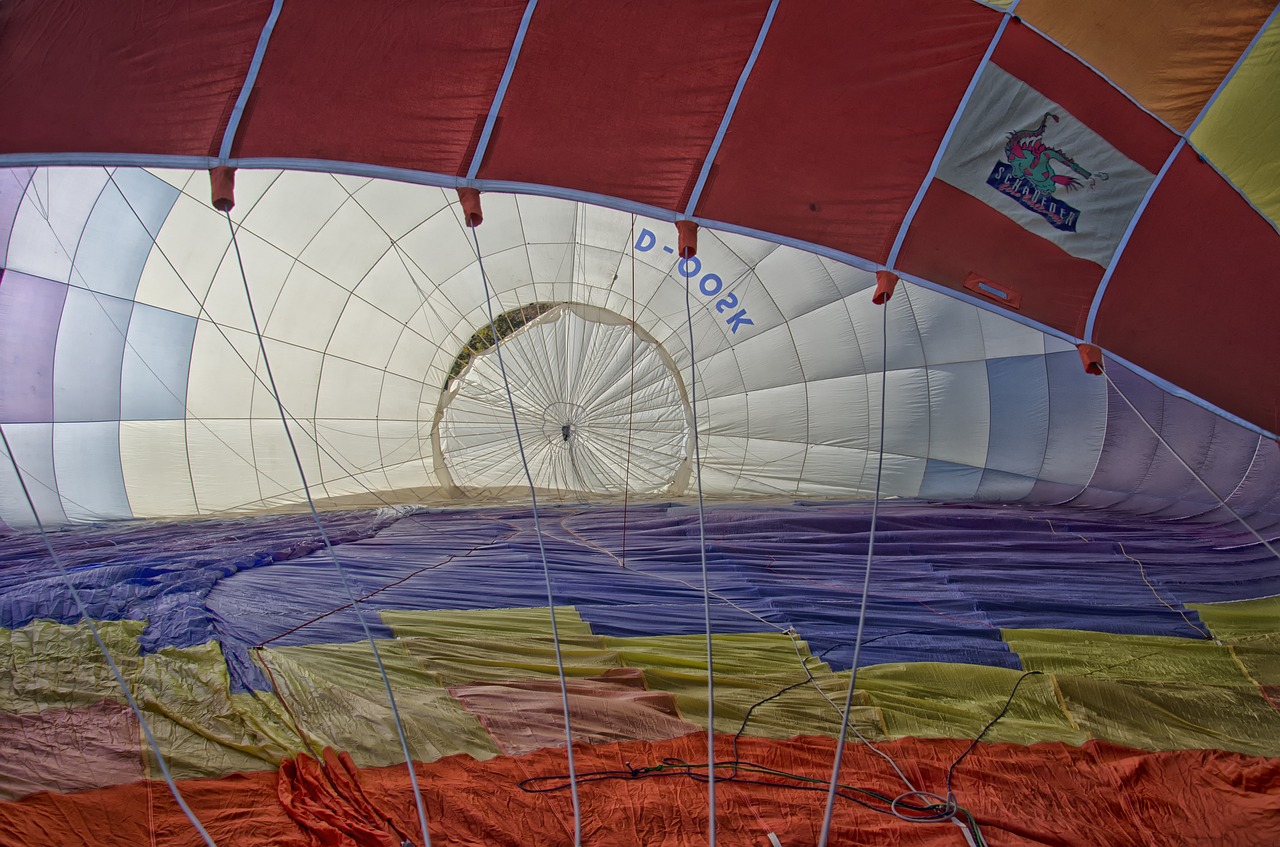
(0, 168, 34, 266)
(0, 271, 68, 423)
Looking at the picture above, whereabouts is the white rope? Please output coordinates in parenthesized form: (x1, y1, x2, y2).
(468, 224, 584, 847)
(0, 425, 219, 847)
(223, 212, 433, 847)
(1104, 369, 1280, 564)
(680, 246, 717, 846)
(817, 299, 890, 847)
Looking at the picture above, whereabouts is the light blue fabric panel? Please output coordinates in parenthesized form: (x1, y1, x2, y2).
(53, 287, 133, 422)
(1039, 348, 1108, 487)
(53, 421, 132, 521)
(0, 422, 66, 527)
(71, 170, 177, 300)
(918, 458, 983, 501)
(977, 355, 1049, 500)
(122, 303, 197, 420)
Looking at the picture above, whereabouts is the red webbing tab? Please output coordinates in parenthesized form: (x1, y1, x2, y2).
(1078, 343, 1104, 375)
(457, 187, 483, 227)
(872, 270, 900, 305)
(210, 167, 236, 212)
(676, 220, 698, 258)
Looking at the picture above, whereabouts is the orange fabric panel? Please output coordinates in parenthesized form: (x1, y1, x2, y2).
(1016, 0, 1275, 131)
(896, 180, 1104, 336)
(3, 735, 1279, 846)
(450, 669, 700, 756)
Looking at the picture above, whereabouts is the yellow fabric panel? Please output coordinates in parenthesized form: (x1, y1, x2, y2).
(1016, 0, 1274, 131)
(599, 632, 881, 739)
(1005, 628, 1248, 685)
(382, 606, 597, 640)
(1190, 594, 1280, 641)
(260, 641, 502, 765)
(855, 662, 1084, 746)
(1192, 12, 1280, 229)
(1053, 675, 1280, 756)
(0, 620, 144, 713)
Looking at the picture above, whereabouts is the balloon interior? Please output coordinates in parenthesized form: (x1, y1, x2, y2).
(1, 3, 1279, 845)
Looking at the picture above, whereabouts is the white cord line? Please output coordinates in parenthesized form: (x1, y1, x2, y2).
(818, 301, 890, 847)
(0, 425, 219, 847)
(222, 212, 433, 847)
(468, 225, 584, 847)
(1104, 370, 1280, 564)
(680, 251, 717, 847)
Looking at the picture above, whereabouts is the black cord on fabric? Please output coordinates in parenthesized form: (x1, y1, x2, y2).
(515, 646, 1044, 847)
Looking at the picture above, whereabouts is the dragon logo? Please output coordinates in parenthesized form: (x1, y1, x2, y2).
(986, 112, 1108, 232)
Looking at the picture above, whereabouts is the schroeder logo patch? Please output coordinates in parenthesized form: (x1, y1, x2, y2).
(986, 112, 1108, 233)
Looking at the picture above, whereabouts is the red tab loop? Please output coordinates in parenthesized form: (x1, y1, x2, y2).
(676, 220, 698, 258)
(872, 270, 900, 305)
(1078, 343, 1104, 375)
(457, 187, 483, 227)
(210, 167, 236, 212)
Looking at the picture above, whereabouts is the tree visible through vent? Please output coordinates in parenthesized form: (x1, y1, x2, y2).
(445, 302, 556, 388)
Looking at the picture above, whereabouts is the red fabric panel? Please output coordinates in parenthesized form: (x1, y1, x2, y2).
(1094, 147, 1280, 436)
(993, 23, 1176, 174)
(693, 0, 998, 263)
(3, 736, 1278, 846)
(0, 0, 270, 157)
(475, 0, 770, 210)
(231, 1, 526, 173)
(896, 180, 1103, 335)
(450, 669, 699, 755)
(0, 701, 142, 802)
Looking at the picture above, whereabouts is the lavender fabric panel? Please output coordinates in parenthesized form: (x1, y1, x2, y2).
(0, 271, 68, 423)
(0, 168, 34, 266)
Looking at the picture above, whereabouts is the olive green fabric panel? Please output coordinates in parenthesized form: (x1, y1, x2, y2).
(855, 662, 1084, 746)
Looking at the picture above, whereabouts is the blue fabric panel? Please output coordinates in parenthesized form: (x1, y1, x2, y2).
(978, 355, 1048, 500)
(0, 422, 66, 526)
(71, 171, 178, 300)
(918, 459, 982, 501)
(121, 303, 197, 420)
(52, 287, 132, 422)
(53, 421, 132, 521)
(4, 502, 1278, 695)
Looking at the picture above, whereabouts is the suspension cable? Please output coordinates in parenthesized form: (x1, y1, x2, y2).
(467, 223, 584, 846)
(0, 425, 219, 847)
(818, 296, 891, 847)
(222, 211, 433, 847)
(680, 243, 717, 846)
(1104, 369, 1280, 564)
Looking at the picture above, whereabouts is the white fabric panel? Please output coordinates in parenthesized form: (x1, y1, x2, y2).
(977, 308, 1049, 360)
(120, 419, 197, 517)
(806, 376, 872, 449)
(325, 294, 405, 365)
(906, 291, 989, 365)
(121, 303, 197, 421)
(249, 341, 323, 422)
(239, 171, 350, 257)
(199, 228, 294, 334)
(186, 323, 260, 419)
(315, 358, 387, 420)
(314, 418, 393, 498)
(53, 421, 131, 521)
(1040, 350, 1108, 486)
(5, 168, 108, 285)
(250, 418, 326, 507)
(924, 362, 992, 469)
(0, 422, 65, 527)
(262, 264, 350, 352)
(134, 193, 230, 316)
(713, 323, 806, 393)
(750, 248, 846, 320)
(299, 199, 392, 291)
(791, 301, 867, 383)
(185, 420, 264, 512)
(53, 287, 131, 422)
(351, 181, 451, 241)
(398, 205, 482, 288)
(352, 248, 434, 322)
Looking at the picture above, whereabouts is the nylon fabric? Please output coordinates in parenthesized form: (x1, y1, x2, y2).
(2, 735, 1279, 846)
